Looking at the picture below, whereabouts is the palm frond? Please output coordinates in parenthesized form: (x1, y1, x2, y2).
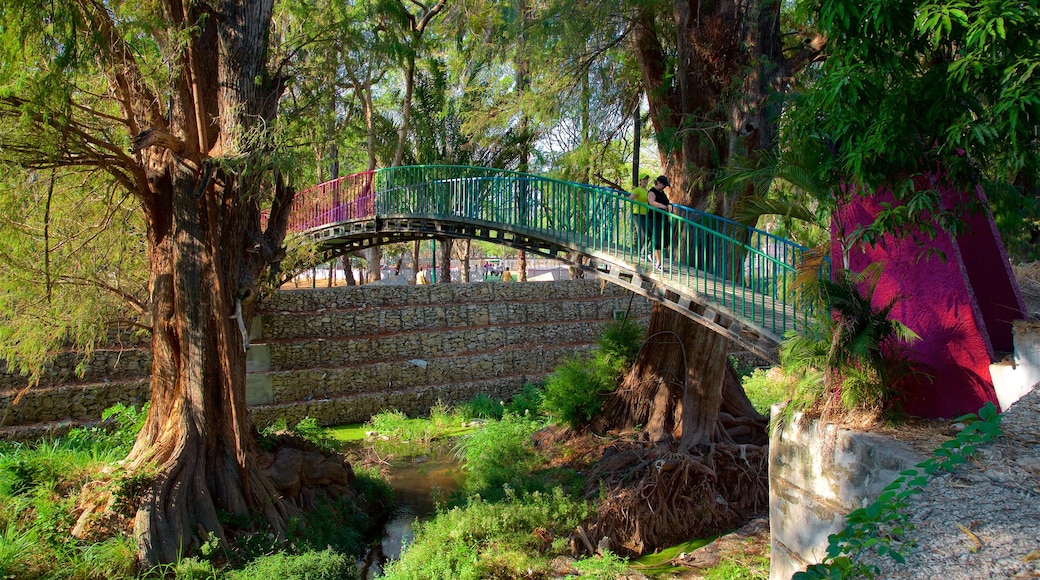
(732, 195, 819, 227)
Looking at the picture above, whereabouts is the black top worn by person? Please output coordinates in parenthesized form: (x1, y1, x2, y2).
(648, 176, 671, 250)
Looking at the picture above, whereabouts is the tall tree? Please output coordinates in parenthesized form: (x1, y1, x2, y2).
(599, 0, 823, 441)
(0, 0, 350, 565)
(530, 0, 824, 553)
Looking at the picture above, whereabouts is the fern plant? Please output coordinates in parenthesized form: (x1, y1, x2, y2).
(782, 264, 920, 414)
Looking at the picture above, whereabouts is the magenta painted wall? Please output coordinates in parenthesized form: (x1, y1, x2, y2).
(832, 185, 1027, 418)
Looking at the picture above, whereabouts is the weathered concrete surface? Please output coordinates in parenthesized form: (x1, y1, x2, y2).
(990, 319, 1040, 411)
(769, 409, 926, 580)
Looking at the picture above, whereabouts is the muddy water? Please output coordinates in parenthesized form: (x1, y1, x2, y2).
(350, 441, 466, 578)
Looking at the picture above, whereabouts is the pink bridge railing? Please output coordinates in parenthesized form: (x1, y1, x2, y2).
(282, 171, 377, 233)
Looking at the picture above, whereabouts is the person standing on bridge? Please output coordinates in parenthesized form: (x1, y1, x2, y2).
(628, 172, 652, 261)
(648, 175, 672, 272)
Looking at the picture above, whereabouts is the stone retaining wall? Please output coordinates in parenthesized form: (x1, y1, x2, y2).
(1, 279, 652, 437)
(0, 348, 152, 391)
(246, 279, 652, 427)
(768, 409, 926, 579)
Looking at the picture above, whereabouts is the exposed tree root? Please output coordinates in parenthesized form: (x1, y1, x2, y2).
(575, 441, 768, 557)
(72, 434, 373, 563)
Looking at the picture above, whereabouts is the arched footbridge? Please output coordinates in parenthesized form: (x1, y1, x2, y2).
(282, 166, 817, 363)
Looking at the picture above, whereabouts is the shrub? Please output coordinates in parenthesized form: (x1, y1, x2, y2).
(259, 417, 339, 454)
(597, 317, 644, 367)
(541, 352, 618, 429)
(741, 368, 794, 416)
(381, 487, 592, 580)
(504, 382, 544, 417)
(367, 409, 434, 445)
(462, 393, 504, 421)
(455, 413, 544, 498)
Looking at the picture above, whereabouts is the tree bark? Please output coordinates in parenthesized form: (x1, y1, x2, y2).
(604, 0, 796, 441)
(86, 0, 331, 565)
(595, 303, 732, 448)
(366, 247, 382, 283)
(438, 237, 453, 283)
(411, 240, 421, 284)
(342, 254, 357, 286)
(460, 239, 471, 282)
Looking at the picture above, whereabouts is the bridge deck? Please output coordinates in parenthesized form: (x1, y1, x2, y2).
(284, 166, 818, 362)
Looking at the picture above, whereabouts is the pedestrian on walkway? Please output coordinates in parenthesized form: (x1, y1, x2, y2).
(648, 175, 672, 272)
(628, 172, 652, 260)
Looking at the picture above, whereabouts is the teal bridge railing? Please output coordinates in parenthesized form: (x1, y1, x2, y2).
(285, 165, 815, 358)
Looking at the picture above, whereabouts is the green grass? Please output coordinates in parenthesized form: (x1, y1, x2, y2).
(455, 412, 548, 499)
(631, 536, 716, 575)
(704, 554, 770, 579)
(380, 486, 593, 580)
(0, 404, 390, 580)
(325, 424, 370, 442)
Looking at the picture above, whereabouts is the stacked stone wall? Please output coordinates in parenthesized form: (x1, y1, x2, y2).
(1, 348, 152, 391)
(1, 279, 651, 437)
(248, 279, 652, 426)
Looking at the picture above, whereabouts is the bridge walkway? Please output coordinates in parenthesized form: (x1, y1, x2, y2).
(280, 166, 817, 362)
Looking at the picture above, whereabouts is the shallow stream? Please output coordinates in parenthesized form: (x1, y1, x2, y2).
(346, 439, 466, 578)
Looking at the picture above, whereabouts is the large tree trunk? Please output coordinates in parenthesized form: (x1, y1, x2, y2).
(411, 240, 421, 284)
(366, 247, 382, 283)
(342, 254, 357, 286)
(615, 0, 790, 428)
(460, 239, 471, 282)
(594, 303, 743, 449)
(582, 310, 769, 557)
(126, 166, 299, 564)
(64, 0, 357, 566)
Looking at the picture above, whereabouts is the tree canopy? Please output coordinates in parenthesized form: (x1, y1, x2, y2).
(787, 0, 1040, 255)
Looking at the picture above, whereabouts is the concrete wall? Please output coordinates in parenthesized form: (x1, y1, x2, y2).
(1, 279, 651, 438)
(991, 319, 1040, 411)
(768, 410, 926, 579)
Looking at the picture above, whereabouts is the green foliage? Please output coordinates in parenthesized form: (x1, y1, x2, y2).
(704, 556, 770, 580)
(224, 549, 357, 580)
(572, 550, 632, 578)
(541, 351, 619, 429)
(367, 409, 431, 443)
(596, 317, 645, 369)
(455, 413, 545, 498)
(0, 406, 151, 579)
(168, 557, 219, 579)
(259, 416, 339, 455)
(504, 382, 545, 418)
(461, 393, 504, 421)
(0, 518, 49, 580)
(788, 0, 1040, 259)
(52, 403, 148, 459)
(781, 266, 920, 414)
(794, 402, 1002, 579)
(380, 487, 592, 580)
(741, 368, 795, 416)
(0, 167, 149, 385)
(539, 319, 643, 429)
(454, 385, 545, 424)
